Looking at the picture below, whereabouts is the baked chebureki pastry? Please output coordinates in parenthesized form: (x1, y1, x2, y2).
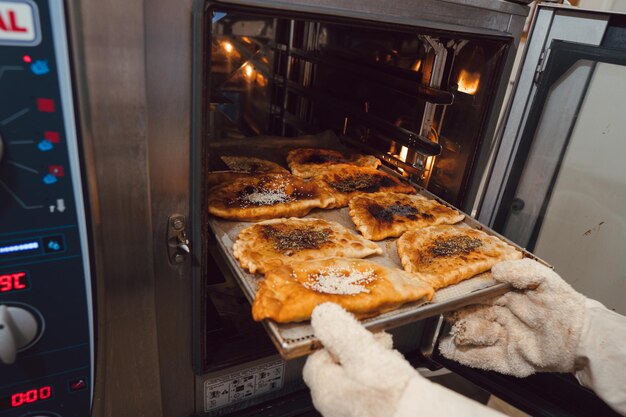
(208, 173, 335, 221)
(207, 171, 250, 189)
(287, 148, 380, 178)
(396, 225, 522, 290)
(220, 156, 289, 174)
(348, 192, 465, 240)
(233, 218, 382, 274)
(252, 257, 434, 323)
(316, 165, 415, 208)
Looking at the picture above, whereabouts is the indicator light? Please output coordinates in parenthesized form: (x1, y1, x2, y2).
(0, 241, 38, 255)
(42, 235, 65, 253)
(48, 165, 64, 177)
(42, 174, 58, 184)
(30, 59, 49, 75)
(38, 140, 53, 151)
(22, 55, 31, 63)
(44, 131, 60, 143)
(69, 379, 87, 391)
(36, 98, 55, 112)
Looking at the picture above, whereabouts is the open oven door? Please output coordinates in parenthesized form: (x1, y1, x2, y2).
(426, 5, 626, 417)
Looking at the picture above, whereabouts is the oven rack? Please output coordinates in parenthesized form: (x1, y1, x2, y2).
(284, 80, 443, 156)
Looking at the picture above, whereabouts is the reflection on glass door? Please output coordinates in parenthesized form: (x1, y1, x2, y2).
(532, 62, 626, 314)
(495, 41, 626, 314)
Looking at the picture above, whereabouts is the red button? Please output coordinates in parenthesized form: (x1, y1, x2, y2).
(48, 165, 64, 177)
(69, 379, 86, 391)
(44, 131, 60, 143)
(37, 98, 55, 112)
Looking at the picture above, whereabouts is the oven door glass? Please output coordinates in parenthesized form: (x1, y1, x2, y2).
(493, 40, 626, 314)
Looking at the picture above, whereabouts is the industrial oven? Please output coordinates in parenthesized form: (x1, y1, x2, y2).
(1, 0, 626, 416)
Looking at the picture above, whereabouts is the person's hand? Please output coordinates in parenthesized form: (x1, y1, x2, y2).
(303, 302, 416, 417)
(303, 302, 505, 417)
(439, 258, 587, 377)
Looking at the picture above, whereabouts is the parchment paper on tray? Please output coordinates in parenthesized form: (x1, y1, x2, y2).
(209, 206, 512, 360)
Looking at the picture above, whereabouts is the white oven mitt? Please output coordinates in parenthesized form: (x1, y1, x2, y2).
(439, 258, 586, 376)
(440, 258, 626, 416)
(303, 302, 505, 417)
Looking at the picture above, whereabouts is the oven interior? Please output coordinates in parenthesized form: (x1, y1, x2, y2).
(197, 4, 511, 373)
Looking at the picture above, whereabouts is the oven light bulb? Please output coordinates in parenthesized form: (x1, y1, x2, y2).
(222, 41, 234, 54)
(244, 64, 254, 78)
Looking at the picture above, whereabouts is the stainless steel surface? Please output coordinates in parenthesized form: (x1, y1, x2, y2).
(419, 36, 447, 149)
(215, 0, 528, 34)
(478, 5, 610, 226)
(68, 0, 194, 415)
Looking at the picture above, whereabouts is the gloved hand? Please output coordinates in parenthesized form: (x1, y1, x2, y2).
(439, 258, 587, 377)
(303, 302, 505, 417)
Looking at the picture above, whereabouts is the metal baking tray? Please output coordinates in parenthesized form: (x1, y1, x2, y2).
(207, 132, 546, 360)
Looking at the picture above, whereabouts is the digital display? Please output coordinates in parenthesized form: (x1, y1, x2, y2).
(0, 241, 39, 255)
(0, 385, 53, 411)
(0, 272, 29, 293)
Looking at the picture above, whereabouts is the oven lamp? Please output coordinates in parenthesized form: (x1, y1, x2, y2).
(244, 63, 254, 78)
(222, 41, 233, 54)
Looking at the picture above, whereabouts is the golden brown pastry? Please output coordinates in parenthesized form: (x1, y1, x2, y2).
(233, 218, 382, 274)
(287, 148, 380, 178)
(207, 171, 251, 189)
(208, 173, 335, 221)
(315, 165, 415, 208)
(220, 156, 289, 174)
(396, 225, 522, 290)
(348, 192, 465, 240)
(252, 257, 434, 323)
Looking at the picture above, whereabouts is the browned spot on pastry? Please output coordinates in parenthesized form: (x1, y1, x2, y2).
(428, 235, 482, 258)
(261, 225, 332, 252)
(329, 174, 396, 193)
(366, 202, 431, 223)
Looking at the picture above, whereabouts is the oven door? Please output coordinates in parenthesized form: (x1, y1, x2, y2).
(428, 5, 626, 416)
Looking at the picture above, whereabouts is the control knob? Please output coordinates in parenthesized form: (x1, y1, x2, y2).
(0, 305, 39, 364)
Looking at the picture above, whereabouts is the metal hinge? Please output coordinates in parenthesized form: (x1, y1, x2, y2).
(534, 48, 551, 84)
(167, 214, 190, 264)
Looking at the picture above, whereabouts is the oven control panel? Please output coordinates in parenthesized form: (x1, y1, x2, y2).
(0, 1, 93, 416)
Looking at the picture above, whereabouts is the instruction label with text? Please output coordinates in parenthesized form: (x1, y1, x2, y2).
(204, 359, 285, 412)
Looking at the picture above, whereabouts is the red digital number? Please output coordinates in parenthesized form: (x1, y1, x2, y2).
(11, 393, 23, 407)
(40, 386, 51, 399)
(13, 272, 26, 290)
(10, 386, 52, 408)
(0, 272, 27, 293)
(0, 275, 11, 292)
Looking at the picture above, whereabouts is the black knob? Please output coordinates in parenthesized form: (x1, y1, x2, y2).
(511, 198, 525, 213)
